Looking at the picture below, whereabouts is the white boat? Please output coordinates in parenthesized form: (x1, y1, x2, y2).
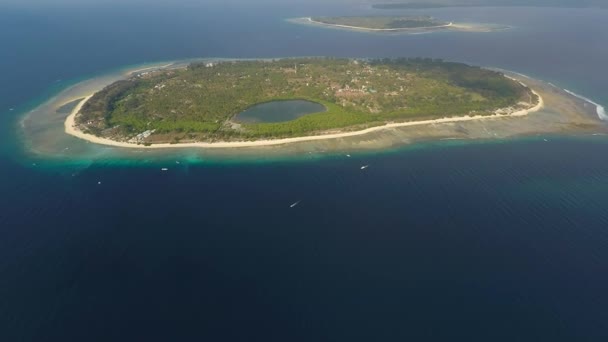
(161, 168, 169, 171)
(361, 165, 369, 170)
(346, 154, 351, 157)
(290, 201, 301, 208)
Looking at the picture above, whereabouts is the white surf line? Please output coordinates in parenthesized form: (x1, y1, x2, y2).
(65, 88, 544, 150)
(489, 68, 535, 81)
(506, 71, 533, 80)
(305, 17, 453, 32)
(502, 70, 606, 121)
(502, 69, 606, 121)
(127, 63, 175, 76)
(563, 89, 607, 121)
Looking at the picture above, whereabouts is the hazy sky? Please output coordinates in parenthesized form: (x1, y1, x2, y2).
(0, 0, 345, 5)
(1, 0, 604, 8)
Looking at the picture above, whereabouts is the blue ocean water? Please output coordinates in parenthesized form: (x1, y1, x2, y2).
(1, 2, 608, 341)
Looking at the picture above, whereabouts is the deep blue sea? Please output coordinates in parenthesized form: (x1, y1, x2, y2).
(1, 2, 608, 341)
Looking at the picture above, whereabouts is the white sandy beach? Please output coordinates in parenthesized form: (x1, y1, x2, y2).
(126, 63, 175, 76)
(304, 17, 454, 32)
(64, 88, 544, 150)
(291, 17, 507, 34)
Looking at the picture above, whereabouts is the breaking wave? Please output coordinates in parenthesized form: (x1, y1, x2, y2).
(564, 89, 608, 121)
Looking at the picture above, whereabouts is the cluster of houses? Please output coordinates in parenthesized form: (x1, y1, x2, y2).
(128, 129, 155, 144)
(336, 85, 377, 95)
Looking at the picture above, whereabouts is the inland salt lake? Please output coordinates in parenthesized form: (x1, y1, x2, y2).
(1, 2, 608, 341)
(235, 100, 326, 123)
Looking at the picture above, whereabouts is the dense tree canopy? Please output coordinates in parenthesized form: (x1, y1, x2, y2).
(78, 58, 534, 143)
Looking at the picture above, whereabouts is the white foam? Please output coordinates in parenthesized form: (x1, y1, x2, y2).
(509, 71, 532, 79)
(564, 89, 608, 121)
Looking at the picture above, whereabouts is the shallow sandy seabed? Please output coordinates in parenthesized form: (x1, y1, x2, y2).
(20, 61, 607, 161)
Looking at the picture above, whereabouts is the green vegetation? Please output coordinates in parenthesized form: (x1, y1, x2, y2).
(310, 16, 448, 29)
(78, 58, 534, 143)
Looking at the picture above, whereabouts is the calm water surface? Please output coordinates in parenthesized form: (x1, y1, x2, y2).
(1, 2, 608, 341)
(235, 100, 326, 123)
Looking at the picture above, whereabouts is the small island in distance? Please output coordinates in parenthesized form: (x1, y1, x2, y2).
(308, 16, 451, 30)
(290, 16, 508, 33)
(67, 58, 542, 148)
(372, 2, 468, 9)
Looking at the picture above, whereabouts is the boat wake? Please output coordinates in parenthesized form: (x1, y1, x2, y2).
(564, 89, 608, 121)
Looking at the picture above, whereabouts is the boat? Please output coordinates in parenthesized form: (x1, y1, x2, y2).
(361, 165, 369, 170)
(346, 154, 351, 157)
(161, 168, 169, 171)
(290, 201, 301, 208)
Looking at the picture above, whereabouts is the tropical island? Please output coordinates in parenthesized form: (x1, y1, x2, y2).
(307, 16, 451, 30)
(68, 58, 542, 148)
(372, 3, 456, 9)
(289, 16, 508, 33)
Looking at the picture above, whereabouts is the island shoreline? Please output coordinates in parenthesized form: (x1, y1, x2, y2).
(65, 87, 545, 150)
(303, 17, 454, 32)
(288, 17, 508, 34)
